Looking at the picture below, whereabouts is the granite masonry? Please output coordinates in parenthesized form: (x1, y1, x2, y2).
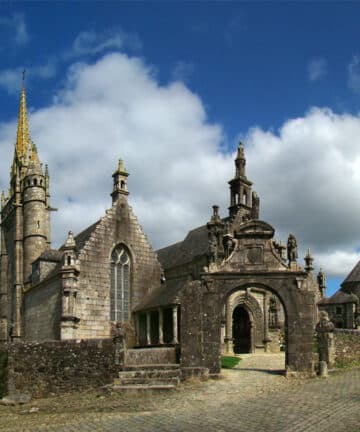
(1, 81, 357, 399)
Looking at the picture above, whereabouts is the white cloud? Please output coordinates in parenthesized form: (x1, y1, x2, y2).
(172, 61, 193, 83)
(245, 107, 360, 277)
(0, 63, 57, 93)
(348, 55, 360, 94)
(68, 29, 141, 58)
(316, 250, 360, 278)
(0, 13, 29, 45)
(0, 53, 230, 251)
(1, 52, 360, 281)
(308, 58, 327, 82)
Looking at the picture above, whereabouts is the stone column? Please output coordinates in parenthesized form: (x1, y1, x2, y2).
(158, 308, 164, 345)
(316, 311, 335, 370)
(172, 305, 179, 344)
(146, 312, 151, 345)
(263, 293, 271, 352)
(225, 297, 233, 354)
(135, 314, 140, 345)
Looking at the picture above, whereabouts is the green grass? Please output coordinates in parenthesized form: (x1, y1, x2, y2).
(335, 359, 360, 369)
(0, 351, 8, 398)
(221, 356, 241, 369)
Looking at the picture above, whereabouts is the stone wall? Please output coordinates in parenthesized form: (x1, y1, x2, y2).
(334, 329, 360, 367)
(2, 339, 123, 398)
(74, 195, 162, 340)
(24, 278, 62, 340)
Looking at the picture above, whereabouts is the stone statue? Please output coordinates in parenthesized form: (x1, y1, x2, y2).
(287, 234, 298, 263)
(223, 235, 235, 259)
(316, 311, 335, 333)
(251, 191, 260, 219)
(208, 230, 218, 264)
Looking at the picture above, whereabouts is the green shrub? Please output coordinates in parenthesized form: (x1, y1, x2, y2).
(221, 356, 241, 369)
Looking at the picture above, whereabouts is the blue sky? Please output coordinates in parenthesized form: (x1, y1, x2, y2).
(1, 2, 360, 296)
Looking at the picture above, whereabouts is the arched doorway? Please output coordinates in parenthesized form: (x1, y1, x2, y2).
(232, 306, 251, 353)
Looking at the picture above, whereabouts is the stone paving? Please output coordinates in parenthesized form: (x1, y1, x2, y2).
(1, 353, 360, 431)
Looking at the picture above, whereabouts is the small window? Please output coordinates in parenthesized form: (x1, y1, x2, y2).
(336, 306, 342, 315)
(34, 178, 37, 186)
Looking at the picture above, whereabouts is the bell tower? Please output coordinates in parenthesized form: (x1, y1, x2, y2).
(0, 76, 51, 341)
(228, 142, 253, 218)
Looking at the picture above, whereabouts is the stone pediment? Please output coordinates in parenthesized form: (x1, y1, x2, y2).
(234, 220, 275, 239)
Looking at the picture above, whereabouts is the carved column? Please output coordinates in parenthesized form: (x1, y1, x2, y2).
(146, 312, 151, 345)
(316, 311, 335, 370)
(158, 308, 164, 345)
(263, 292, 271, 352)
(225, 296, 233, 354)
(135, 314, 140, 345)
(172, 305, 179, 344)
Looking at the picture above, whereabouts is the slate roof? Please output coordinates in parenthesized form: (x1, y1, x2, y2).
(318, 290, 359, 305)
(37, 249, 63, 262)
(73, 220, 101, 251)
(134, 279, 184, 311)
(157, 224, 209, 269)
(342, 259, 360, 284)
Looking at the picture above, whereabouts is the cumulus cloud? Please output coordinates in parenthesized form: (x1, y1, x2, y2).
(68, 29, 142, 58)
(348, 55, 360, 94)
(0, 53, 231, 251)
(308, 58, 327, 82)
(245, 108, 360, 276)
(0, 13, 29, 45)
(1, 52, 360, 281)
(0, 63, 56, 93)
(172, 61, 194, 83)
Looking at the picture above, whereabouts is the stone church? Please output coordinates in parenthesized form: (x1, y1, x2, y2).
(0, 83, 324, 375)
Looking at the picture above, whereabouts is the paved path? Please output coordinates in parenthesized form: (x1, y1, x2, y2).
(1, 353, 360, 431)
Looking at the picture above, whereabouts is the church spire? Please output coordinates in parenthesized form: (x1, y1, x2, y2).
(11, 72, 40, 180)
(15, 72, 32, 162)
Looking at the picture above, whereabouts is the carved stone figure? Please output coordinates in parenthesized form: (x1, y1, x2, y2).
(316, 311, 335, 333)
(208, 230, 218, 264)
(223, 235, 235, 259)
(287, 234, 298, 263)
(251, 191, 260, 219)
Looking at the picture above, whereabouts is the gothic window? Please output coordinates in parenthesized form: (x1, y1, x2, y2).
(110, 245, 130, 322)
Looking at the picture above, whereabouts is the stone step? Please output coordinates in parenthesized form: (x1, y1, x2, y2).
(123, 363, 180, 371)
(114, 376, 180, 386)
(112, 384, 177, 392)
(118, 369, 180, 379)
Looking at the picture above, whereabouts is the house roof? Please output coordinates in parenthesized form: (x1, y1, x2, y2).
(318, 290, 359, 305)
(36, 249, 63, 262)
(157, 224, 209, 269)
(342, 259, 360, 285)
(133, 279, 185, 311)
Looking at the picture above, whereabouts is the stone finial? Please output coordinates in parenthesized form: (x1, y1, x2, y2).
(304, 248, 314, 273)
(251, 191, 260, 219)
(112, 158, 129, 203)
(316, 311, 335, 333)
(1, 191, 5, 208)
(287, 234, 298, 264)
(317, 268, 326, 297)
(211, 205, 221, 223)
(64, 231, 76, 249)
(117, 159, 127, 174)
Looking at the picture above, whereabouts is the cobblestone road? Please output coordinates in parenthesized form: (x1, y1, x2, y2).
(1, 354, 360, 431)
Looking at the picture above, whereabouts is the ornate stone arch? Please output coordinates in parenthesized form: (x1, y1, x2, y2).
(231, 292, 264, 347)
